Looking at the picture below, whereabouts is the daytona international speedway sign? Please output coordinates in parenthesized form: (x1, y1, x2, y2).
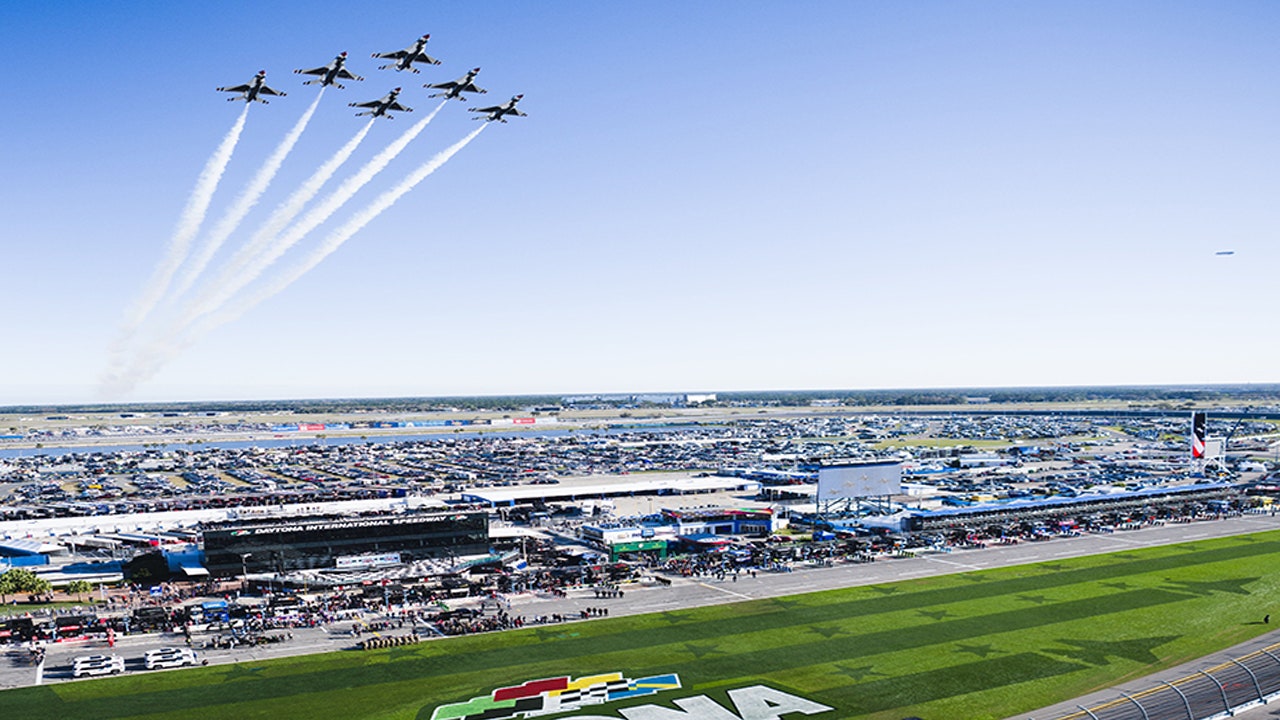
(425, 672, 833, 720)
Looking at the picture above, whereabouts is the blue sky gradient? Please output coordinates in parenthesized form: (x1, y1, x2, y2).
(1, 1, 1276, 403)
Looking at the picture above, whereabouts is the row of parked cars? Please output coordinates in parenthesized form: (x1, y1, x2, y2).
(71, 647, 199, 678)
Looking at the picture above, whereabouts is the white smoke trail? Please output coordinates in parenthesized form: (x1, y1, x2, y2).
(204, 119, 374, 300)
(221, 124, 487, 326)
(169, 90, 325, 301)
(100, 124, 486, 398)
(115, 105, 249, 338)
(100, 106, 249, 392)
(185, 100, 447, 325)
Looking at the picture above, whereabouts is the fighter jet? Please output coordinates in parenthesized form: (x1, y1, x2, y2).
(424, 67, 488, 101)
(216, 71, 287, 104)
(294, 52, 364, 89)
(468, 95, 527, 123)
(348, 88, 413, 119)
(371, 34, 442, 73)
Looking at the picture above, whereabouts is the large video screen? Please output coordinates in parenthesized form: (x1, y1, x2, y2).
(817, 462, 902, 501)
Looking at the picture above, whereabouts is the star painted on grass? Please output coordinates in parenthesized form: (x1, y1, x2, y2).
(1046, 635, 1180, 666)
(959, 574, 986, 583)
(834, 664, 886, 681)
(657, 611, 687, 624)
(1179, 544, 1199, 552)
(771, 597, 804, 610)
(1101, 581, 1133, 591)
(1038, 563, 1066, 572)
(1162, 576, 1258, 596)
(954, 643, 1000, 658)
(222, 664, 266, 681)
(386, 646, 423, 662)
(916, 609, 951, 621)
(533, 628, 582, 642)
(1111, 553, 1140, 562)
(683, 643, 725, 659)
(806, 625, 850, 639)
(869, 586, 901, 596)
(1016, 594, 1050, 604)
(533, 628, 561, 642)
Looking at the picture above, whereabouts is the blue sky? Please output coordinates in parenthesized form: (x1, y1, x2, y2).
(0, 1, 1277, 404)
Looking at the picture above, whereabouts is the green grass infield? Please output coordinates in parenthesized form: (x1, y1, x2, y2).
(4, 530, 1280, 720)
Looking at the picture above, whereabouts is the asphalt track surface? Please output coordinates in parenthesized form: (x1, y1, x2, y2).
(6, 511, 1280, 717)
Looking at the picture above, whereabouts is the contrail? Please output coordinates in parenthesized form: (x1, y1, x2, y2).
(102, 124, 487, 398)
(101, 105, 249, 389)
(205, 118, 374, 299)
(186, 100, 447, 325)
(170, 89, 325, 301)
(104, 113, 378, 399)
(222, 124, 487, 326)
(115, 105, 249, 338)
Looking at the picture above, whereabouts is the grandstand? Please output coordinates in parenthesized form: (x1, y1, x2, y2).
(904, 483, 1235, 532)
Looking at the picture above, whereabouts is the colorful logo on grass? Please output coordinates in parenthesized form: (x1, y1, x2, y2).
(430, 672, 682, 720)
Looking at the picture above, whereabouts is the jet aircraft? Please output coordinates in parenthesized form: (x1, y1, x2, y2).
(294, 52, 364, 89)
(424, 68, 488, 101)
(371, 34, 442, 73)
(216, 71, 286, 104)
(349, 88, 413, 119)
(468, 95, 527, 123)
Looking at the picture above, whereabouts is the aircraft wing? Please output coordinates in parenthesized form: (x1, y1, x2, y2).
(510, 108, 527, 117)
(259, 84, 286, 97)
(218, 83, 252, 93)
(337, 68, 363, 81)
(461, 82, 487, 94)
(373, 49, 409, 60)
(469, 104, 502, 114)
(425, 80, 459, 90)
(413, 52, 442, 65)
(387, 101, 413, 113)
(350, 99, 380, 109)
(296, 65, 328, 77)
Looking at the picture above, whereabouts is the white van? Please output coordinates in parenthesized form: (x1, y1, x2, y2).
(144, 647, 198, 670)
(72, 654, 125, 677)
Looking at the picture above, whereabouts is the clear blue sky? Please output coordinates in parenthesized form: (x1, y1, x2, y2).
(1, 1, 1277, 404)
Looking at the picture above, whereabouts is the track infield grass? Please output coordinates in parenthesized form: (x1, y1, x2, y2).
(4, 530, 1280, 720)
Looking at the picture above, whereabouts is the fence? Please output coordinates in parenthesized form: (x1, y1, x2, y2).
(1049, 641, 1280, 720)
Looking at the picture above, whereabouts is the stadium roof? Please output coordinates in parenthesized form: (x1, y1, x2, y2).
(0, 538, 63, 555)
(460, 477, 761, 506)
(911, 482, 1233, 520)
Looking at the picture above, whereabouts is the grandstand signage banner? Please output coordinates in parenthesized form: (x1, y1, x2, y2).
(335, 552, 402, 569)
(425, 672, 832, 720)
(817, 461, 902, 501)
(230, 514, 473, 537)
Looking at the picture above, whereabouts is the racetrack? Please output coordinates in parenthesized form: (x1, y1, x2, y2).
(6, 512, 1280, 719)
